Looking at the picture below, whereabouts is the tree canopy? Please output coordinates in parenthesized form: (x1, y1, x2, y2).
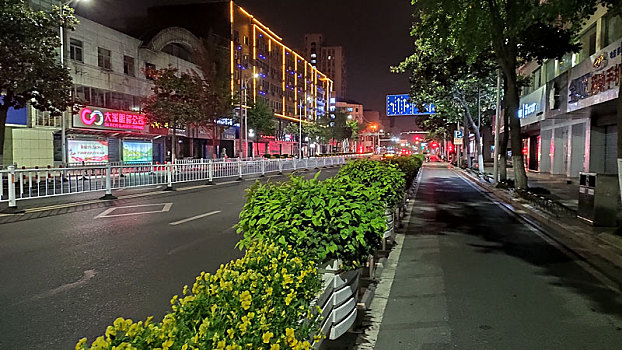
(0, 0, 77, 165)
(406, 0, 601, 189)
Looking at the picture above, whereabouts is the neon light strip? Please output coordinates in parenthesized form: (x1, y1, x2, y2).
(275, 113, 311, 124)
(282, 45, 286, 115)
(253, 24, 257, 103)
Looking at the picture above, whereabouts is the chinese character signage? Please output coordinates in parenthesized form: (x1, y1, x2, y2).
(518, 86, 545, 127)
(386, 94, 435, 116)
(68, 140, 109, 163)
(74, 107, 147, 132)
(568, 39, 622, 112)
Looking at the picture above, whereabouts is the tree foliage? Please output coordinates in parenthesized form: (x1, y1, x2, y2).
(406, 0, 601, 189)
(246, 98, 276, 137)
(0, 0, 77, 164)
(142, 67, 206, 129)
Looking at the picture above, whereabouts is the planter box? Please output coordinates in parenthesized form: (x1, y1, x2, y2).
(316, 260, 361, 341)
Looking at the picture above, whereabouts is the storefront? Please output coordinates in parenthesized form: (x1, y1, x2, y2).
(567, 38, 622, 176)
(518, 85, 546, 172)
(69, 106, 159, 164)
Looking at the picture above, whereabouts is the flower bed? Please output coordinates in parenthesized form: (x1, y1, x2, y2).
(76, 242, 322, 350)
(77, 158, 419, 349)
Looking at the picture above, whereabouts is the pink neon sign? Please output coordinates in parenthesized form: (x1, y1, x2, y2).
(78, 107, 146, 131)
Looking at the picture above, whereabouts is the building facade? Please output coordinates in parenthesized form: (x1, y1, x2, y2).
(3, 1, 333, 167)
(516, 5, 622, 178)
(303, 33, 347, 99)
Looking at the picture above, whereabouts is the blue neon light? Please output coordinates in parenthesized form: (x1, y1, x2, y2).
(386, 94, 435, 116)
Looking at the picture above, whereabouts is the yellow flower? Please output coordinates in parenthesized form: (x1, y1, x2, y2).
(270, 344, 280, 350)
(75, 338, 87, 350)
(216, 340, 227, 350)
(262, 331, 274, 343)
(240, 290, 252, 310)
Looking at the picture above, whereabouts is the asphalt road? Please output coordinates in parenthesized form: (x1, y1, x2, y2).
(0, 168, 340, 350)
(375, 164, 622, 349)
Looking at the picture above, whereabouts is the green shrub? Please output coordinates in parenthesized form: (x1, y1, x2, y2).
(385, 155, 422, 188)
(237, 173, 387, 268)
(76, 241, 322, 350)
(337, 159, 405, 209)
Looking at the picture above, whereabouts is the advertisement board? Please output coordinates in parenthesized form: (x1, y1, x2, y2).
(68, 140, 109, 163)
(74, 107, 147, 132)
(123, 141, 153, 162)
(568, 38, 622, 112)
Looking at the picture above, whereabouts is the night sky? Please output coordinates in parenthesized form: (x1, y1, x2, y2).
(76, 0, 416, 129)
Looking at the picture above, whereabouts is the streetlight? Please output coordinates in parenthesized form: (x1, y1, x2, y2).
(59, 0, 88, 166)
(240, 73, 258, 158)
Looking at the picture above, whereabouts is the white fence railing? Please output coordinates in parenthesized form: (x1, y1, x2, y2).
(0, 155, 368, 209)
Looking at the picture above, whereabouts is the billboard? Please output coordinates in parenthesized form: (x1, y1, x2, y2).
(68, 140, 109, 163)
(386, 94, 435, 116)
(123, 141, 153, 162)
(74, 107, 147, 132)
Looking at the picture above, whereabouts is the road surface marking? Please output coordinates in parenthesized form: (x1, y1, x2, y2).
(32, 269, 96, 301)
(95, 203, 172, 218)
(169, 210, 222, 226)
(177, 185, 209, 191)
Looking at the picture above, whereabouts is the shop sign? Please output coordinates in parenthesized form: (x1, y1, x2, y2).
(217, 118, 234, 126)
(518, 85, 545, 127)
(68, 139, 108, 163)
(568, 39, 622, 112)
(75, 107, 147, 132)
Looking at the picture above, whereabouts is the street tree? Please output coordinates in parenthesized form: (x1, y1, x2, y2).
(142, 67, 206, 162)
(394, 35, 497, 172)
(409, 0, 600, 190)
(193, 34, 235, 157)
(246, 98, 276, 139)
(0, 0, 77, 166)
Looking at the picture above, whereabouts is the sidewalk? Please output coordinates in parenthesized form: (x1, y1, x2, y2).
(371, 163, 622, 349)
(467, 165, 622, 287)
(483, 165, 580, 211)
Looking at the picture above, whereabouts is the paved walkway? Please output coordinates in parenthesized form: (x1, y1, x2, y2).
(483, 165, 580, 210)
(374, 163, 622, 349)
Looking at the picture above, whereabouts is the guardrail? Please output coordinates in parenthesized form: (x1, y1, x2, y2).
(0, 155, 368, 211)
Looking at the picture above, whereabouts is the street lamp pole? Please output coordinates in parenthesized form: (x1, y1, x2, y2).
(299, 103, 303, 159)
(240, 74, 258, 159)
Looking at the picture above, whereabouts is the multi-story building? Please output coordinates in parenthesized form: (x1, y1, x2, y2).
(3, 1, 332, 167)
(515, 5, 622, 178)
(336, 99, 365, 124)
(304, 33, 347, 99)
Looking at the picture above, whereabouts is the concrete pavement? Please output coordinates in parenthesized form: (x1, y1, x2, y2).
(0, 168, 340, 350)
(373, 163, 622, 349)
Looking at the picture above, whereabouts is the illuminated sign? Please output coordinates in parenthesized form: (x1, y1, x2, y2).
(518, 103, 538, 119)
(68, 140, 108, 163)
(217, 118, 234, 126)
(386, 94, 435, 116)
(75, 107, 146, 131)
(123, 141, 152, 162)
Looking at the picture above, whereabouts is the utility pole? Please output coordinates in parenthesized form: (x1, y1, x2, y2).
(493, 70, 502, 183)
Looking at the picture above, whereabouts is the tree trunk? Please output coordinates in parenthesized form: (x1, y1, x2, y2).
(617, 66, 622, 203)
(499, 107, 509, 181)
(505, 68, 528, 190)
(0, 107, 7, 168)
(464, 114, 472, 168)
(460, 96, 485, 173)
(212, 123, 221, 159)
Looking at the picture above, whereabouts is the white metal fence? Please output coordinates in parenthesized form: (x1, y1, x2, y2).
(0, 155, 366, 208)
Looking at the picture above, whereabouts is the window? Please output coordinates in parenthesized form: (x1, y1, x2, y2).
(145, 62, 156, 80)
(97, 47, 111, 70)
(533, 68, 542, 90)
(69, 38, 83, 62)
(602, 13, 622, 47)
(123, 55, 135, 76)
(545, 59, 556, 82)
(578, 24, 597, 63)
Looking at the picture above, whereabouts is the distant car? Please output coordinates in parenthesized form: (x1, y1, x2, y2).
(380, 153, 396, 161)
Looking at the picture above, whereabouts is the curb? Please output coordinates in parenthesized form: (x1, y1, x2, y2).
(457, 167, 622, 291)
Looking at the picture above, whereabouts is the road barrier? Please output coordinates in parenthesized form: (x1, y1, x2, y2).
(0, 155, 367, 211)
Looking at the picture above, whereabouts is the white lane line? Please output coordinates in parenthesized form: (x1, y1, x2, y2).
(95, 203, 173, 218)
(169, 210, 222, 226)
